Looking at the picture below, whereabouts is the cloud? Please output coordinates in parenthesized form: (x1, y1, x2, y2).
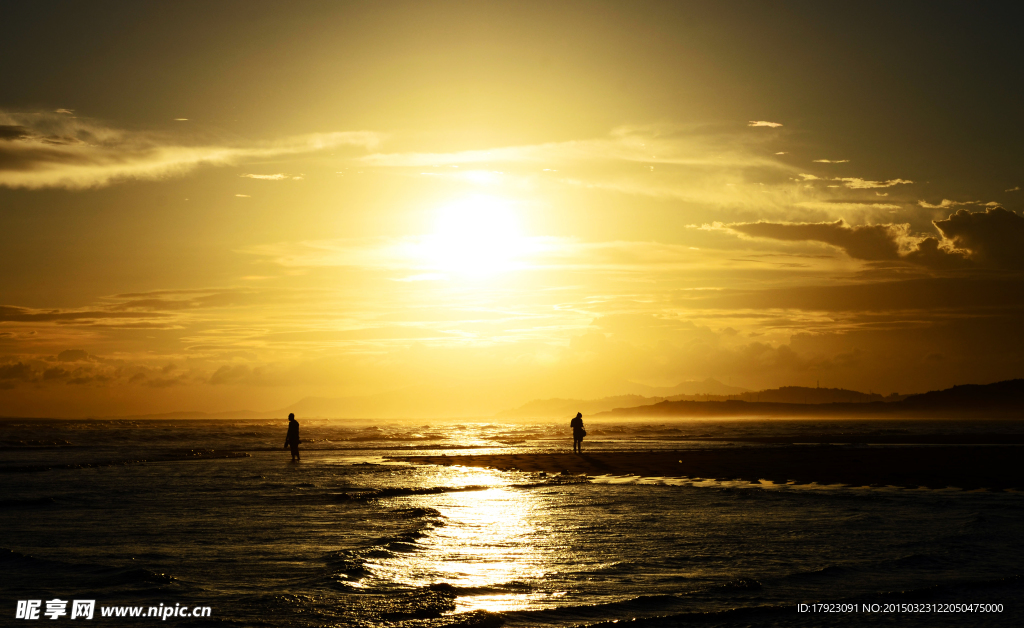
(104, 288, 262, 311)
(729, 220, 906, 261)
(0, 362, 34, 386)
(748, 121, 783, 127)
(57, 349, 90, 362)
(209, 364, 251, 385)
(1007, 186, 1020, 192)
(358, 125, 783, 171)
(725, 219, 969, 268)
(702, 277, 1024, 313)
(44, 367, 71, 381)
(724, 210, 1024, 271)
(812, 159, 849, 163)
(0, 111, 383, 189)
(918, 199, 979, 209)
(833, 177, 913, 189)
(797, 175, 911, 190)
(795, 202, 901, 212)
(241, 173, 290, 180)
(933, 207, 1024, 269)
(353, 125, 923, 216)
(0, 125, 32, 140)
(235, 194, 251, 198)
(0, 305, 169, 322)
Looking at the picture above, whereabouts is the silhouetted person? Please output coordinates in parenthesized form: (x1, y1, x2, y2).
(284, 413, 300, 461)
(570, 412, 585, 453)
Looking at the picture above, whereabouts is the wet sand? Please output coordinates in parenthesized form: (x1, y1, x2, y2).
(390, 446, 1024, 490)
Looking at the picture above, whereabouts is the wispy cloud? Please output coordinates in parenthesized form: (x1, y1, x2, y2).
(796, 174, 911, 190)
(917, 199, 979, 209)
(1005, 186, 1019, 192)
(241, 173, 292, 180)
(795, 202, 900, 212)
(748, 121, 783, 128)
(0, 111, 383, 189)
(833, 177, 912, 189)
(358, 125, 780, 170)
(812, 159, 849, 163)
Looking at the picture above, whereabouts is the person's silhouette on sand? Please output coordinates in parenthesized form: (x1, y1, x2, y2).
(570, 412, 585, 453)
(284, 413, 300, 461)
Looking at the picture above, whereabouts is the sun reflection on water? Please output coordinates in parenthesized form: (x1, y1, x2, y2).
(365, 471, 558, 613)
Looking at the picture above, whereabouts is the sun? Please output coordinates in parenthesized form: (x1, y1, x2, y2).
(419, 195, 531, 277)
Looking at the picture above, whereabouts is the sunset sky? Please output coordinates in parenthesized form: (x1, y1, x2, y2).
(2, 1, 1023, 417)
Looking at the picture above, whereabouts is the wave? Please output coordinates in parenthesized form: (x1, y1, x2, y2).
(319, 506, 446, 585)
(498, 593, 691, 626)
(0, 450, 249, 473)
(332, 475, 593, 501)
(782, 564, 853, 580)
(0, 547, 190, 595)
(782, 552, 954, 584)
(333, 485, 493, 500)
(0, 458, 150, 473)
(428, 581, 535, 596)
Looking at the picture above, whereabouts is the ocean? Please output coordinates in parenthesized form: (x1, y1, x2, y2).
(2, 417, 1021, 627)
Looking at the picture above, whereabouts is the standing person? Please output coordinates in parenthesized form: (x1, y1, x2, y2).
(284, 413, 300, 461)
(570, 412, 585, 453)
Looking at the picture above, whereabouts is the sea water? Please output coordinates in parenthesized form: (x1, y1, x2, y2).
(1, 418, 1021, 627)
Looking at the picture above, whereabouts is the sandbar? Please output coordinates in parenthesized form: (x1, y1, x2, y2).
(390, 446, 1024, 490)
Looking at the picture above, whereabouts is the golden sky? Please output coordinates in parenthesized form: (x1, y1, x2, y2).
(1, 2, 1022, 417)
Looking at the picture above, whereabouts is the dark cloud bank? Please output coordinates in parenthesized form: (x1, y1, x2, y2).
(729, 207, 1024, 271)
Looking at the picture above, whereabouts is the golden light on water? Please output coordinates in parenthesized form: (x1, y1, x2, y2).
(365, 479, 557, 614)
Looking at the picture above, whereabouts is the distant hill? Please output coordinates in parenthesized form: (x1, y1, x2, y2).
(900, 379, 1024, 411)
(498, 379, 748, 418)
(499, 383, 898, 418)
(725, 386, 903, 404)
(595, 379, 1024, 419)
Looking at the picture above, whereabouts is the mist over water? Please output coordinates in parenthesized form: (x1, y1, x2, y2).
(2, 418, 1022, 627)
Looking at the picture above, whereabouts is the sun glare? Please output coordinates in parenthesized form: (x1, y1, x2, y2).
(420, 195, 531, 277)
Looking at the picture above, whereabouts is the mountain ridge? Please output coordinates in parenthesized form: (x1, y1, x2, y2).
(595, 379, 1024, 419)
